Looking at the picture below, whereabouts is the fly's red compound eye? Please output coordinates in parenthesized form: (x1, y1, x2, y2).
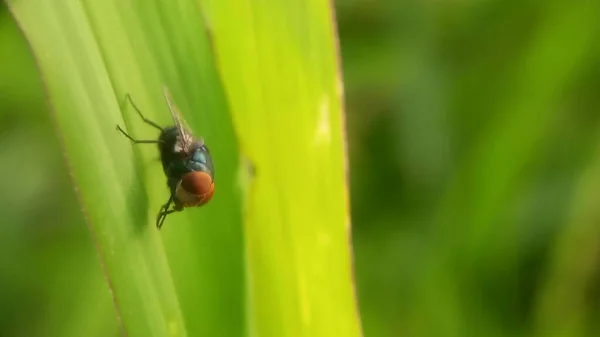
(180, 171, 215, 206)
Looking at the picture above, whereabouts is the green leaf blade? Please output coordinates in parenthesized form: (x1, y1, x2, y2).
(8, 0, 245, 336)
(203, 1, 362, 336)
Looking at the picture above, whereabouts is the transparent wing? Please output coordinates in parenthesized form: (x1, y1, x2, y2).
(162, 85, 202, 153)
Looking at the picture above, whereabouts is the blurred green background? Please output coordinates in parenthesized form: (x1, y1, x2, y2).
(2, 0, 600, 337)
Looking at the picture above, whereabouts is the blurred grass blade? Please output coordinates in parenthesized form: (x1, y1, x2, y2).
(532, 134, 600, 337)
(422, 2, 600, 336)
(203, 1, 363, 336)
(7, 0, 244, 336)
(7, 1, 186, 335)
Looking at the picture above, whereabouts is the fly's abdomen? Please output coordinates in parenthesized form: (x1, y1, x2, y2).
(188, 145, 214, 179)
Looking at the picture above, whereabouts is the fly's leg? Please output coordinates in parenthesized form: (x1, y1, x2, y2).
(125, 94, 163, 131)
(156, 192, 177, 230)
(116, 125, 162, 144)
(116, 93, 165, 142)
(156, 209, 176, 230)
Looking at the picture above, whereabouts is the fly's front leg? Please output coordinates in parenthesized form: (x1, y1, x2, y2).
(156, 191, 177, 230)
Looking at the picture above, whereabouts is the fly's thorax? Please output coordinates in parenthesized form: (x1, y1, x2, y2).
(158, 126, 196, 156)
(158, 126, 179, 148)
(159, 125, 195, 153)
(158, 127, 182, 174)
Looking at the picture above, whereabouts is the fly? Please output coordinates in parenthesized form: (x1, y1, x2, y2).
(116, 86, 215, 229)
